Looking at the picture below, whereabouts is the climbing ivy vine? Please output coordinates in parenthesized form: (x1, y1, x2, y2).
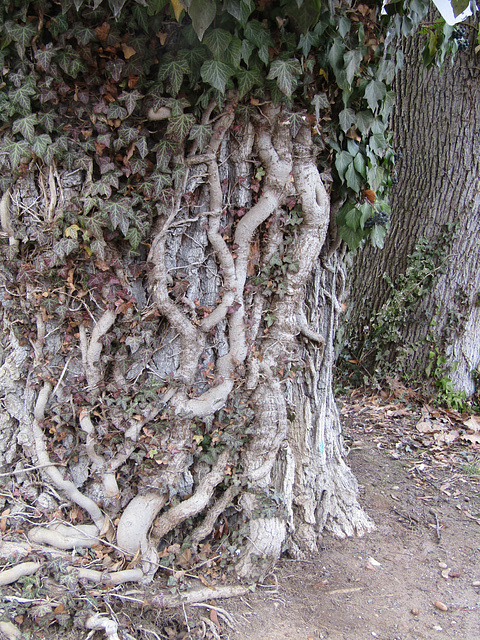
(0, 0, 439, 271)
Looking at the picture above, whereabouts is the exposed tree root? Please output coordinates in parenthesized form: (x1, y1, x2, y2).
(85, 614, 120, 640)
(28, 523, 100, 549)
(150, 584, 250, 609)
(0, 621, 22, 640)
(0, 561, 41, 586)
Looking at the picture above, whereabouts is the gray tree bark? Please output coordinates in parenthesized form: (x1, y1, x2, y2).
(0, 103, 372, 586)
(344, 25, 480, 396)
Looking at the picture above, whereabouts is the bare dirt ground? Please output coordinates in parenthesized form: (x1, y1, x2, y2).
(1, 392, 480, 640)
(223, 394, 480, 640)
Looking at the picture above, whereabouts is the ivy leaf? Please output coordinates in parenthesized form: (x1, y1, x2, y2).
(225, 36, 242, 68)
(339, 108, 355, 133)
(126, 226, 142, 249)
(9, 83, 37, 113)
(345, 162, 362, 193)
(12, 114, 38, 143)
(3, 21, 37, 58)
(283, 111, 307, 138)
(335, 150, 353, 181)
(153, 139, 175, 169)
(370, 224, 386, 249)
(339, 225, 364, 251)
(3, 137, 31, 170)
(188, 0, 217, 41)
(355, 110, 374, 134)
(189, 124, 212, 151)
(298, 31, 319, 57)
(353, 152, 367, 179)
(38, 112, 56, 133)
(236, 68, 262, 97)
(135, 137, 149, 158)
(204, 29, 232, 58)
(200, 60, 234, 93)
(108, 103, 128, 121)
(118, 90, 143, 116)
(54, 237, 79, 259)
(240, 39, 255, 65)
(104, 200, 130, 231)
(108, 0, 127, 19)
(158, 57, 190, 97)
(32, 134, 53, 159)
(118, 124, 139, 144)
(90, 239, 106, 260)
(364, 80, 386, 112)
(130, 156, 148, 175)
(245, 20, 273, 48)
(166, 113, 195, 142)
(151, 171, 173, 196)
(344, 49, 363, 87)
(267, 58, 302, 96)
(35, 45, 55, 71)
(106, 59, 126, 82)
(224, 0, 254, 26)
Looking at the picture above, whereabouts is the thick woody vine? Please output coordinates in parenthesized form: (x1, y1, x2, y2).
(0, 0, 456, 634)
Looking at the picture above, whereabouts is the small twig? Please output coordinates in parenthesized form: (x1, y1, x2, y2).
(429, 509, 442, 542)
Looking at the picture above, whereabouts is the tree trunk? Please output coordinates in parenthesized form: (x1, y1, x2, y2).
(0, 102, 372, 585)
(344, 26, 480, 397)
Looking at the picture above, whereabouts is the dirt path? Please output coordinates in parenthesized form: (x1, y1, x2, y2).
(223, 397, 480, 640)
(1, 394, 480, 640)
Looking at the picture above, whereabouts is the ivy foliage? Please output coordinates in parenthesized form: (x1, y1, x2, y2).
(0, 0, 445, 265)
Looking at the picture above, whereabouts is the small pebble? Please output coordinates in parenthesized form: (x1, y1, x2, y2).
(434, 601, 448, 611)
(411, 608, 419, 616)
(438, 562, 448, 569)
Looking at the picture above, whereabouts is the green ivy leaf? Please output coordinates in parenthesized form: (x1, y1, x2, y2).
(9, 83, 37, 113)
(364, 79, 387, 112)
(339, 225, 364, 251)
(36, 111, 55, 134)
(126, 226, 142, 249)
(90, 239, 106, 260)
(353, 152, 367, 179)
(35, 45, 55, 71)
(355, 110, 374, 134)
(345, 163, 362, 192)
(189, 124, 212, 151)
(200, 60, 234, 93)
(223, 0, 254, 26)
(204, 29, 232, 58)
(267, 58, 302, 96)
(153, 139, 175, 168)
(236, 68, 262, 97)
(166, 113, 195, 142)
(3, 21, 37, 57)
(188, 0, 217, 41)
(344, 49, 363, 87)
(240, 39, 255, 65)
(118, 124, 139, 145)
(338, 108, 355, 133)
(335, 150, 353, 181)
(104, 200, 130, 231)
(245, 20, 273, 48)
(3, 137, 31, 170)
(54, 237, 79, 259)
(224, 36, 242, 68)
(32, 134, 53, 159)
(370, 224, 386, 249)
(158, 57, 190, 97)
(12, 114, 38, 143)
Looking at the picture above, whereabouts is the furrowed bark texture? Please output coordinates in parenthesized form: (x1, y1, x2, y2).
(0, 104, 371, 582)
(345, 28, 480, 395)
